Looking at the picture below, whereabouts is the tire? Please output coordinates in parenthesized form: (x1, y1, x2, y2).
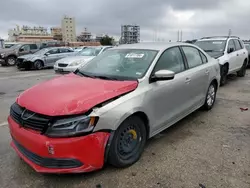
(220, 65, 228, 86)
(203, 82, 217, 110)
(34, 60, 43, 70)
(108, 116, 147, 168)
(237, 61, 247, 77)
(6, 56, 16, 66)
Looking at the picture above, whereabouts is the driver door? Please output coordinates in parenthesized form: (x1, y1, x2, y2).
(44, 48, 60, 66)
(227, 39, 238, 72)
(146, 47, 190, 132)
(19, 45, 31, 56)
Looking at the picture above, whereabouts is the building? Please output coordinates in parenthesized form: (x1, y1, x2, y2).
(77, 28, 92, 42)
(8, 25, 53, 42)
(61, 15, 77, 42)
(120, 24, 140, 44)
(50, 27, 62, 41)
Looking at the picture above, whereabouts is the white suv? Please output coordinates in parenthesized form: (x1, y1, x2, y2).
(195, 36, 248, 85)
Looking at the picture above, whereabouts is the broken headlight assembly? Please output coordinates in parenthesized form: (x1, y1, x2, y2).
(45, 115, 98, 138)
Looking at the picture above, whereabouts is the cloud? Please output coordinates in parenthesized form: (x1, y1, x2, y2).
(0, 0, 249, 41)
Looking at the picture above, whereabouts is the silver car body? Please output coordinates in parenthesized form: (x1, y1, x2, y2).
(17, 47, 76, 68)
(82, 42, 221, 137)
(54, 46, 113, 73)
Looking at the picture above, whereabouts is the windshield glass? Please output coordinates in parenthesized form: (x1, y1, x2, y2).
(10, 44, 22, 49)
(77, 47, 102, 56)
(77, 49, 158, 80)
(195, 40, 226, 52)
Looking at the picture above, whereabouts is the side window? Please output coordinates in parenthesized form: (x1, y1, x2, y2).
(234, 40, 242, 50)
(227, 39, 236, 52)
(59, 48, 71, 53)
(199, 51, 208, 63)
(29, 44, 38, 50)
(47, 49, 58, 54)
(154, 47, 185, 74)
(182, 47, 203, 69)
(20, 45, 30, 52)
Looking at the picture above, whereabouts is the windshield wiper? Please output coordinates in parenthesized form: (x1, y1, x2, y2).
(93, 75, 120, 80)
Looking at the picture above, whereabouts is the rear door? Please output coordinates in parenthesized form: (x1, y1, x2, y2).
(234, 39, 245, 69)
(181, 46, 210, 109)
(29, 44, 39, 53)
(58, 48, 75, 59)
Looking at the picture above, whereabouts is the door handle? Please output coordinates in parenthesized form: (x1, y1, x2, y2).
(185, 77, 191, 83)
(205, 70, 209, 75)
(237, 54, 239, 56)
(243, 52, 246, 54)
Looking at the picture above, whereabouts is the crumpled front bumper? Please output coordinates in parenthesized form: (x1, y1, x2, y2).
(8, 116, 110, 173)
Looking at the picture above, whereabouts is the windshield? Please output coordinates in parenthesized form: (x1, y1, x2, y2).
(77, 47, 102, 56)
(77, 49, 158, 80)
(195, 40, 226, 52)
(10, 44, 22, 49)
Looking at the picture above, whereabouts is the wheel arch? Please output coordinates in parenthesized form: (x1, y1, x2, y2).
(7, 54, 17, 59)
(34, 59, 45, 66)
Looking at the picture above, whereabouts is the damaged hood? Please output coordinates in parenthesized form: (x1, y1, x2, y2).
(17, 73, 138, 116)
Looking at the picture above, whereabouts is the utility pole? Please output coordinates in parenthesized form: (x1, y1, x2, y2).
(228, 29, 232, 37)
(177, 30, 179, 42)
(180, 30, 183, 42)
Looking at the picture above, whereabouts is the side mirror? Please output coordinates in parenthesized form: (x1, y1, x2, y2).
(44, 52, 50, 56)
(228, 48, 234, 53)
(151, 70, 175, 82)
(19, 48, 24, 52)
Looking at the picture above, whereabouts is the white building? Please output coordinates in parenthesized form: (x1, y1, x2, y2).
(61, 15, 77, 42)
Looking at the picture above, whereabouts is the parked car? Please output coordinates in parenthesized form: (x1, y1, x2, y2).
(54, 46, 112, 73)
(243, 42, 250, 66)
(8, 42, 220, 173)
(16, 47, 76, 70)
(0, 43, 39, 66)
(195, 36, 248, 85)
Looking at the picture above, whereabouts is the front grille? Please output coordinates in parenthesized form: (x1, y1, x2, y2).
(10, 103, 50, 132)
(17, 58, 24, 64)
(58, 63, 68, 67)
(13, 138, 83, 169)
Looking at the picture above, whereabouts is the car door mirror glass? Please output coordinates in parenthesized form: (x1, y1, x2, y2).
(45, 52, 50, 56)
(19, 48, 24, 52)
(151, 70, 175, 82)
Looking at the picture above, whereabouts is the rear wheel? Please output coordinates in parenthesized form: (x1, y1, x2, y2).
(203, 82, 217, 110)
(237, 60, 247, 77)
(108, 116, 147, 168)
(34, 60, 43, 70)
(6, 56, 16, 66)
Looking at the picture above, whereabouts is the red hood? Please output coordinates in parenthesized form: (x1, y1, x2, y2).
(17, 73, 138, 116)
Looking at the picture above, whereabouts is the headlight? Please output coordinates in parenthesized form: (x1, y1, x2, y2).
(0, 53, 5, 58)
(69, 60, 84, 66)
(45, 115, 98, 137)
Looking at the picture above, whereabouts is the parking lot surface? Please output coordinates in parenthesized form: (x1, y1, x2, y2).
(0, 66, 249, 188)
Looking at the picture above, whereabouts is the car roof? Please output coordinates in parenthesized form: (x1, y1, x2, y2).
(113, 42, 194, 51)
(198, 36, 241, 41)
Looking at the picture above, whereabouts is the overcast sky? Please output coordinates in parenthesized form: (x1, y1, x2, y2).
(1, 0, 250, 41)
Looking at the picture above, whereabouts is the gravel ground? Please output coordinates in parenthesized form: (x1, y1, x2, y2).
(0, 67, 249, 188)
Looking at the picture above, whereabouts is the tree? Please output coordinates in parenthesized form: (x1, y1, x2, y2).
(100, 35, 114, 45)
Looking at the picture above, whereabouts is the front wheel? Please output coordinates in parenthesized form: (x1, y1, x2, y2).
(203, 82, 217, 110)
(34, 60, 43, 70)
(108, 116, 147, 168)
(6, 56, 16, 66)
